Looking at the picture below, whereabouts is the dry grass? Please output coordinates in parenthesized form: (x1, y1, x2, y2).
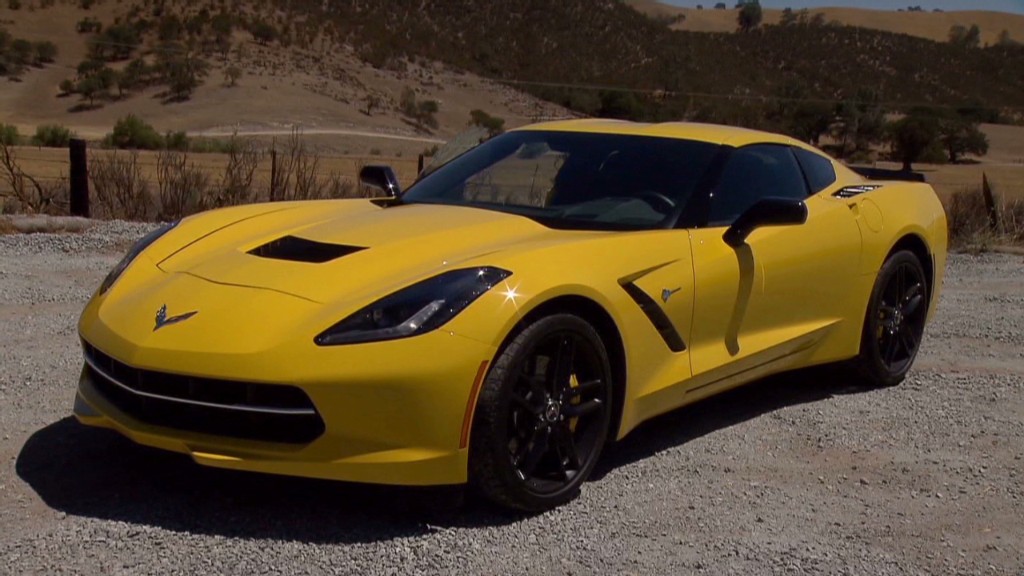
(946, 185, 1024, 250)
(628, 1, 1024, 44)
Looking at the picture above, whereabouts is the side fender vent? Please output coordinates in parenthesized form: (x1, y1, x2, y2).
(834, 185, 882, 199)
(248, 236, 366, 263)
(620, 282, 686, 352)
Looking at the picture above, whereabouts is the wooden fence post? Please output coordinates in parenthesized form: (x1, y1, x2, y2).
(269, 146, 278, 201)
(69, 139, 89, 218)
(417, 153, 424, 175)
(982, 172, 1000, 233)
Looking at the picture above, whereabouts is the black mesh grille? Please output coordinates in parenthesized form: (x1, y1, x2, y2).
(82, 342, 325, 444)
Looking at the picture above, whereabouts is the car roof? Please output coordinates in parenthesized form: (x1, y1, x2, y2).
(517, 119, 804, 149)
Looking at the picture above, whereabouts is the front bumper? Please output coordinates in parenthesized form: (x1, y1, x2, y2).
(74, 328, 498, 486)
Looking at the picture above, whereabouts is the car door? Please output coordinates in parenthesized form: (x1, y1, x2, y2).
(686, 144, 862, 389)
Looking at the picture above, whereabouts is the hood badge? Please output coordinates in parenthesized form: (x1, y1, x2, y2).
(661, 287, 682, 303)
(154, 305, 198, 332)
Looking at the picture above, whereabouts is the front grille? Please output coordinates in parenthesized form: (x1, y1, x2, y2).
(82, 342, 325, 444)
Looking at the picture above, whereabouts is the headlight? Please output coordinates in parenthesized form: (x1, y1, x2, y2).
(315, 267, 512, 346)
(98, 221, 178, 295)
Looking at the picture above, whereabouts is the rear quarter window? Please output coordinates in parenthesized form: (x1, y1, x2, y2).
(794, 148, 837, 194)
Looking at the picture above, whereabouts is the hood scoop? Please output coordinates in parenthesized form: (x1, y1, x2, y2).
(248, 235, 366, 263)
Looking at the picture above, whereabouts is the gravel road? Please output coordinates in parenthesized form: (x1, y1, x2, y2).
(1, 222, 1022, 575)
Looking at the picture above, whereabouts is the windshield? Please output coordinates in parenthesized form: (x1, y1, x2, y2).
(402, 130, 721, 230)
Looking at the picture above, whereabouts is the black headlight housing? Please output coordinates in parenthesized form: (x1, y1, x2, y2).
(315, 267, 511, 346)
(99, 221, 178, 295)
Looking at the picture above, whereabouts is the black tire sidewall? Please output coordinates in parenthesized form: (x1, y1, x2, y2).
(857, 250, 927, 387)
(469, 314, 613, 512)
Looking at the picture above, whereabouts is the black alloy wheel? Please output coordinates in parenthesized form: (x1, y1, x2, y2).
(470, 314, 613, 512)
(856, 250, 929, 387)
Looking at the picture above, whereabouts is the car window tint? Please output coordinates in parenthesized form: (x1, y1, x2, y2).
(708, 145, 808, 226)
(794, 147, 837, 194)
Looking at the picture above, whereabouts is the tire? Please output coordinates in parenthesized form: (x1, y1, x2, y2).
(853, 250, 929, 387)
(469, 314, 613, 512)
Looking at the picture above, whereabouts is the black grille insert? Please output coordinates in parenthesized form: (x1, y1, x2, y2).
(82, 342, 325, 444)
(248, 235, 365, 263)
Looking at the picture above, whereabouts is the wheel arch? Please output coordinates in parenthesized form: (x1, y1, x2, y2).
(886, 233, 934, 305)
(497, 295, 628, 441)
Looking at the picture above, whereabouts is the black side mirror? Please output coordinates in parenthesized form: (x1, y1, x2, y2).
(723, 197, 808, 247)
(359, 165, 402, 197)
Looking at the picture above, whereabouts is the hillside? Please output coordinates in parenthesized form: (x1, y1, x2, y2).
(2, 0, 1024, 144)
(0, 1, 569, 152)
(628, 1, 1024, 45)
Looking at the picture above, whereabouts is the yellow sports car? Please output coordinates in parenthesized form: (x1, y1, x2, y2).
(74, 120, 947, 511)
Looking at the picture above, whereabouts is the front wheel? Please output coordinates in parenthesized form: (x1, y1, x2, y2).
(469, 314, 613, 512)
(854, 250, 929, 387)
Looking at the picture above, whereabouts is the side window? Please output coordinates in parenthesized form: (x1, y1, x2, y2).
(793, 148, 837, 194)
(708, 145, 808, 226)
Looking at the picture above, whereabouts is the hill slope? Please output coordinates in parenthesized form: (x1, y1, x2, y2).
(628, 0, 1024, 45)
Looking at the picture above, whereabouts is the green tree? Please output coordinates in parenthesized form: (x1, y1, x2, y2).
(32, 124, 73, 147)
(119, 58, 149, 93)
(938, 117, 989, 163)
(251, 21, 277, 45)
(224, 65, 242, 87)
(107, 114, 163, 149)
(156, 44, 209, 101)
(416, 100, 440, 129)
(0, 124, 19, 146)
(76, 75, 105, 106)
(33, 41, 58, 64)
(887, 111, 940, 171)
(469, 109, 506, 137)
(737, 0, 763, 32)
(9, 38, 33, 68)
(949, 23, 981, 48)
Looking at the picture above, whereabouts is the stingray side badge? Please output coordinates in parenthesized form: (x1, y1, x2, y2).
(661, 287, 682, 303)
(154, 304, 198, 332)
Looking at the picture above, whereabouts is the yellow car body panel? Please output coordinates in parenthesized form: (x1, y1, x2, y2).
(75, 120, 948, 487)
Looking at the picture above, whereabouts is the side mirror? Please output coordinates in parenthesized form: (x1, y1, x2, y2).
(723, 197, 808, 247)
(359, 165, 402, 197)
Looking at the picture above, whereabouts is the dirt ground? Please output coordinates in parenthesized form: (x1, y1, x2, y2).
(0, 223, 1021, 575)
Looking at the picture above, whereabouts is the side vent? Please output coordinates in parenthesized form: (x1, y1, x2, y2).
(834, 184, 882, 199)
(620, 283, 686, 352)
(248, 236, 366, 263)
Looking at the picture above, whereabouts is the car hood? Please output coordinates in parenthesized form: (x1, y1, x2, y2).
(158, 200, 595, 303)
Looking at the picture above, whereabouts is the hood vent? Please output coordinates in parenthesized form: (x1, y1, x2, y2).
(248, 235, 366, 263)
(833, 184, 882, 199)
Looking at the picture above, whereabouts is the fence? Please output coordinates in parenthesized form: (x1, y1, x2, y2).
(0, 138, 424, 221)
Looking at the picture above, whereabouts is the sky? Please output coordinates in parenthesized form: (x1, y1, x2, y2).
(663, 0, 1024, 14)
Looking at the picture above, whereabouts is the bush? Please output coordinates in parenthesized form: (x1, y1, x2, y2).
(89, 151, 151, 220)
(469, 109, 505, 137)
(34, 41, 58, 64)
(0, 124, 20, 146)
(164, 131, 190, 151)
(106, 115, 164, 150)
(32, 124, 73, 148)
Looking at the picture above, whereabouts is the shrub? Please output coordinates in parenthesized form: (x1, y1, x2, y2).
(0, 124, 19, 146)
(32, 124, 73, 148)
(157, 150, 208, 219)
(89, 151, 151, 220)
(34, 41, 58, 64)
(106, 115, 163, 150)
(469, 109, 506, 137)
(164, 131, 190, 151)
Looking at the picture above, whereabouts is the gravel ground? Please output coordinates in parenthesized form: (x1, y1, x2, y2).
(0, 222, 1022, 575)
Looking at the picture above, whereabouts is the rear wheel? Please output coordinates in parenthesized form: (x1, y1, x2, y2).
(469, 314, 613, 512)
(854, 250, 929, 387)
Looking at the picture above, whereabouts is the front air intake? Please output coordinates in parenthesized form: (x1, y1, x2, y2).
(248, 235, 365, 263)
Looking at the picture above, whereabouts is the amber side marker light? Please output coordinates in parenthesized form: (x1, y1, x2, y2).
(460, 361, 491, 449)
